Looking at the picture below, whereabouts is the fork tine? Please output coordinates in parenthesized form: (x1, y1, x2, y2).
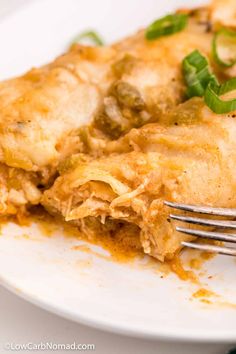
(182, 241, 236, 256)
(165, 201, 236, 217)
(170, 214, 236, 229)
(176, 226, 236, 243)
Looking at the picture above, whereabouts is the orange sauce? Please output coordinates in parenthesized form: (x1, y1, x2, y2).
(192, 288, 218, 299)
(0, 208, 219, 283)
(188, 252, 215, 270)
(168, 257, 198, 283)
(217, 302, 236, 310)
(2, 209, 236, 310)
(182, 242, 216, 271)
(191, 288, 236, 309)
(192, 288, 217, 306)
(27, 211, 206, 281)
(16, 208, 141, 264)
(71, 244, 110, 261)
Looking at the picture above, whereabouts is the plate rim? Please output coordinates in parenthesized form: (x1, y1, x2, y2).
(1, 275, 236, 343)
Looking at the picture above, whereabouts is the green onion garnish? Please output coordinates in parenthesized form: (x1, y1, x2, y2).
(212, 28, 236, 68)
(204, 78, 236, 114)
(146, 13, 188, 40)
(182, 50, 218, 98)
(72, 30, 104, 46)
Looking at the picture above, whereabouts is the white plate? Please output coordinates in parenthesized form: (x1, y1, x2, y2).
(1, 0, 236, 343)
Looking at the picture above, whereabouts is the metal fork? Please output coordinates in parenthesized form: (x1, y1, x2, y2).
(164, 201, 236, 256)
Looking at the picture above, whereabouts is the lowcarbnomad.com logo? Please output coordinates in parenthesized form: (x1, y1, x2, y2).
(4, 342, 96, 351)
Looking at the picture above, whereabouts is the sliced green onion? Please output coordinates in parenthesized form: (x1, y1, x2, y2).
(212, 28, 236, 67)
(146, 13, 188, 40)
(204, 78, 236, 114)
(182, 50, 218, 98)
(72, 30, 104, 46)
